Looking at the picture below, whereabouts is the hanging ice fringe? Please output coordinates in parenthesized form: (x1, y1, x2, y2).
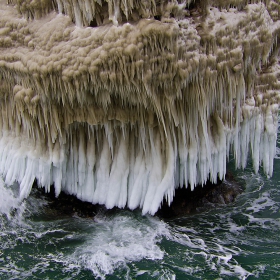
(0, 0, 280, 214)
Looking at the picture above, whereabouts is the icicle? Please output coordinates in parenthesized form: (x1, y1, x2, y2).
(0, 0, 279, 215)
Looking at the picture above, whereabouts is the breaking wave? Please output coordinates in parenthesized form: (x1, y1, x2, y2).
(1, 157, 280, 280)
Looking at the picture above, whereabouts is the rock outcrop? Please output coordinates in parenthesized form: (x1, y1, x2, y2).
(0, 0, 279, 214)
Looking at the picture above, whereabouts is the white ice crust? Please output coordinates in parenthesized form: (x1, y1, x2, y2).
(0, 0, 280, 214)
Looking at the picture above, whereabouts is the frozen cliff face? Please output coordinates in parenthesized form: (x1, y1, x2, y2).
(0, 0, 279, 214)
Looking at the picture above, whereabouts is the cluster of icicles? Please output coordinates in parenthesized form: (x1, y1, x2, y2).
(0, 0, 280, 214)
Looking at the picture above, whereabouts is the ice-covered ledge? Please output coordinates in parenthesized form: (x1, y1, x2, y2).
(0, 0, 280, 214)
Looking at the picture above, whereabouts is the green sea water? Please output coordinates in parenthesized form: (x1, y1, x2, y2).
(1, 152, 280, 279)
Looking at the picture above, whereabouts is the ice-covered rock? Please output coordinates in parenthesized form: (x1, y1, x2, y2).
(0, 0, 279, 214)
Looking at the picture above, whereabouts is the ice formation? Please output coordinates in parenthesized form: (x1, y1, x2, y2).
(0, 0, 280, 214)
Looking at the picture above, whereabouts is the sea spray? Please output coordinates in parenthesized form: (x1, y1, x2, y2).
(0, 178, 25, 221)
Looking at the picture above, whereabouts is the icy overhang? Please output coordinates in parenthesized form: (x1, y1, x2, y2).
(0, 0, 279, 214)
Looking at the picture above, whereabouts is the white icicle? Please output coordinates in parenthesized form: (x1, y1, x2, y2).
(0, 0, 279, 215)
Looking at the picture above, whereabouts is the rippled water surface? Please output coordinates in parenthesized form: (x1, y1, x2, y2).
(1, 155, 280, 279)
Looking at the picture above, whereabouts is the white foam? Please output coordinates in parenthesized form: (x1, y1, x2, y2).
(67, 213, 168, 279)
(243, 213, 280, 229)
(0, 177, 25, 220)
(246, 191, 277, 213)
(168, 224, 253, 279)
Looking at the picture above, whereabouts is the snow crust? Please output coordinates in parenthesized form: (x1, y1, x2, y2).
(0, 0, 280, 214)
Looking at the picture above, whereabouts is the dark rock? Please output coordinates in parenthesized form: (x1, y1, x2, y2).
(32, 172, 243, 219)
(156, 173, 244, 219)
(33, 184, 101, 218)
